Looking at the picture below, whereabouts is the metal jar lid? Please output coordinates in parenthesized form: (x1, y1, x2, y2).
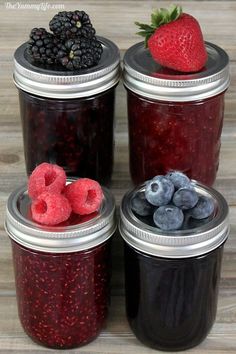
(5, 181, 116, 253)
(119, 182, 229, 259)
(123, 41, 230, 102)
(13, 36, 120, 99)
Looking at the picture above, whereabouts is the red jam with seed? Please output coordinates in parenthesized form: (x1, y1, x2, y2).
(12, 240, 111, 349)
(127, 90, 225, 186)
(5, 183, 115, 349)
(123, 42, 230, 186)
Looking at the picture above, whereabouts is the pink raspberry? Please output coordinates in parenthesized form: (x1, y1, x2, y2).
(31, 192, 72, 225)
(64, 178, 103, 215)
(28, 163, 66, 199)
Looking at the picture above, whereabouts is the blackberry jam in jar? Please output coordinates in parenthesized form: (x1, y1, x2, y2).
(5, 182, 116, 349)
(123, 42, 230, 186)
(119, 182, 229, 351)
(14, 37, 120, 185)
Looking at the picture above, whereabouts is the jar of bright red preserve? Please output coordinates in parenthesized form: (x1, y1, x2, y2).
(119, 182, 229, 351)
(5, 181, 116, 349)
(13, 37, 120, 185)
(123, 42, 230, 186)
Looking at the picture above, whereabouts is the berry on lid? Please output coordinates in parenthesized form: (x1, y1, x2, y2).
(27, 10, 103, 70)
(28, 162, 104, 226)
(131, 171, 215, 231)
(64, 178, 104, 215)
(135, 4, 207, 72)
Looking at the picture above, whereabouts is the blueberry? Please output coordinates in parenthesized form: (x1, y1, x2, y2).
(145, 176, 174, 206)
(173, 187, 199, 210)
(166, 171, 191, 189)
(153, 205, 184, 231)
(189, 196, 215, 220)
(130, 191, 154, 216)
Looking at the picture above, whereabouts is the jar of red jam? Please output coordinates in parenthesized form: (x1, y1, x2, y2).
(13, 37, 120, 185)
(123, 42, 230, 186)
(5, 181, 116, 349)
(119, 182, 229, 351)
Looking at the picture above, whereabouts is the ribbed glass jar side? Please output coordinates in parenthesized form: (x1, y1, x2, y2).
(126, 89, 225, 186)
(12, 239, 111, 349)
(124, 241, 224, 351)
(5, 180, 116, 349)
(19, 86, 116, 185)
(119, 180, 229, 350)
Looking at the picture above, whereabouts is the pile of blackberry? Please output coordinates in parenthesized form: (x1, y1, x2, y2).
(26, 10, 103, 70)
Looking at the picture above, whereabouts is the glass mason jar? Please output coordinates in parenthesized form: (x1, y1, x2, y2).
(13, 37, 120, 185)
(119, 182, 229, 351)
(123, 42, 230, 186)
(5, 181, 116, 349)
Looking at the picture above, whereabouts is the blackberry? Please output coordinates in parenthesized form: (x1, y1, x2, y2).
(49, 10, 96, 40)
(27, 28, 58, 65)
(57, 37, 103, 71)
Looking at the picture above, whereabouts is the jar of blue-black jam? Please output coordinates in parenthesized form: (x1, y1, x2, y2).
(13, 37, 120, 185)
(119, 182, 229, 351)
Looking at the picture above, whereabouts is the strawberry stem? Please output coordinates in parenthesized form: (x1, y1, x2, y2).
(135, 4, 182, 46)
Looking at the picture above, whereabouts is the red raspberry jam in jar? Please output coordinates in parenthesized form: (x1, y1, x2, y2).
(5, 181, 116, 349)
(119, 182, 229, 351)
(123, 42, 230, 186)
(13, 37, 120, 185)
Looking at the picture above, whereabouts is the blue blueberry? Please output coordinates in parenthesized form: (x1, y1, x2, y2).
(166, 171, 191, 189)
(189, 196, 215, 219)
(145, 176, 174, 206)
(130, 191, 154, 216)
(173, 187, 199, 210)
(153, 205, 184, 231)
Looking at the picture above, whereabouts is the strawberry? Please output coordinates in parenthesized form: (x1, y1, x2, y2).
(135, 5, 207, 73)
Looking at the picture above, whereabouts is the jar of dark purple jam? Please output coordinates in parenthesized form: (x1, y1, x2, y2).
(13, 37, 120, 185)
(5, 181, 116, 349)
(123, 42, 230, 186)
(119, 182, 229, 351)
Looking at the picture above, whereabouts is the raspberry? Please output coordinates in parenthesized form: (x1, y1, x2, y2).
(64, 178, 103, 215)
(31, 192, 72, 225)
(28, 163, 66, 199)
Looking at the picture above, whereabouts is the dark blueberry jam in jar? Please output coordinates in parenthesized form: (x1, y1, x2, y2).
(14, 37, 120, 185)
(119, 182, 229, 351)
(5, 181, 116, 349)
(123, 42, 230, 186)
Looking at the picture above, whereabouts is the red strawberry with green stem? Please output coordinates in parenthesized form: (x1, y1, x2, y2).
(135, 4, 207, 72)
